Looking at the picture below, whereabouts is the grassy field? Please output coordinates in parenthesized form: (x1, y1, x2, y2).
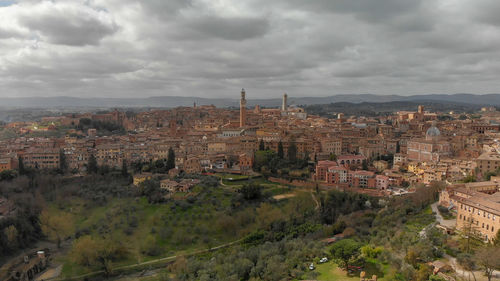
(50, 187, 226, 276)
(315, 258, 393, 281)
(48, 181, 303, 278)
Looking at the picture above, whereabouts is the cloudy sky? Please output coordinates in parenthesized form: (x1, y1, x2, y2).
(1, 0, 500, 99)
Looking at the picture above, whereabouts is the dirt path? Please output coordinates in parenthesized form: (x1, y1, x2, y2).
(273, 193, 296, 200)
(310, 191, 320, 210)
(35, 265, 62, 281)
(50, 238, 243, 280)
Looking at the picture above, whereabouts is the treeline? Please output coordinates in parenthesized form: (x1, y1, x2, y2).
(304, 101, 479, 118)
(129, 148, 176, 174)
(319, 190, 380, 224)
(0, 176, 44, 259)
(170, 183, 445, 281)
(172, 239, 324, 281)
(76, 118, 126, 134)
(253, 140, 310, 179)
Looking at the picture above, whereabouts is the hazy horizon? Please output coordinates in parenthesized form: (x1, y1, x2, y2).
(1, 0, 500, 98)
(3, 92, 500, 100)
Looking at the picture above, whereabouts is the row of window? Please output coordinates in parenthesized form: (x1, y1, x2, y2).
(27, 156, 57, 159)
(460, 204, 496, 221)
(459, 214, 496, 232)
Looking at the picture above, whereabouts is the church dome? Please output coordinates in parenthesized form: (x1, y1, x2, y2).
(426, 122, 440, 139)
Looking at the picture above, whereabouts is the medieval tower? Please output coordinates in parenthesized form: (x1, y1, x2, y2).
(282, 93, 288, 111)
(240, 88, 247, 127)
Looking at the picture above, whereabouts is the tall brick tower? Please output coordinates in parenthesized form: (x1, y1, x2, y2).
(240, 88, 247, 127)
(282, 93, 288, 111)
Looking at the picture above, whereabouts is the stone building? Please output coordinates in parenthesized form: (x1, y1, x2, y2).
(407, 122, 451, 162)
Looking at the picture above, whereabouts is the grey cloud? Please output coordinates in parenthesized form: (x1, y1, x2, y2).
(279, 0, 424, 22)
(18, 3, 117, 46)
(139, 0, 193, 17)
(470, 1, 500, 26)
(185, 15, 270, 41)
(2, 0, 500, 98)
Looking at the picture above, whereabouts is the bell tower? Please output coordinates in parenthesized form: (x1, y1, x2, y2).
(282, 93, 288, 111)
(240, 88, 247, 127)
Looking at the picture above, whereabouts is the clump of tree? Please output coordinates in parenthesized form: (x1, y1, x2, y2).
(330, 238, 363, 273)
(71, 235, 129, 276)
(0, 177, 44, 255)
(320, 190, 378, 224)
(140, 179, 167, 204)
(77, 118, 126, 135)
(238, 182, 262, 200)
(40, 210, 74, 248)
(170, 238, 323, 280)
(130, 147, 176, 174)
(254, 147, 309, 178)
(0, 169, 17, 181)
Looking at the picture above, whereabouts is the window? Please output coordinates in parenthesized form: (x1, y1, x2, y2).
(487, 225, 489, 230)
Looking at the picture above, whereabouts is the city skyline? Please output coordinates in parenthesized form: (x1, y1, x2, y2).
(1, 0, 500, 98)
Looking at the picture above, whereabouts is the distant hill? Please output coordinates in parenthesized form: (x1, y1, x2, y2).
(304, 101, 481, 118)
(1, 93, 500, 108)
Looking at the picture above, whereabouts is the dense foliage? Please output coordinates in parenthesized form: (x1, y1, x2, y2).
(77, 118, 126, 134)
(0, 177, 44, 259)
(319, 190, 379, 224)
(173, 239, 324, 281)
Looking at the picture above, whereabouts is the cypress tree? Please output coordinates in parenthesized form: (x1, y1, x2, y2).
(59, 149, 67, 173)
(259, 139, 265, 151)
(18, 156, 25, 175)
(278, 141, 284, 159)
(166, 147, 176, 170)
(88, 154, 98, 174)
(121, 160, 128, 177)
(362, 160, 368, 170)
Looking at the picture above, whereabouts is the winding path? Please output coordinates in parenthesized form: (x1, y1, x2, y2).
(48, 239, 243, 281)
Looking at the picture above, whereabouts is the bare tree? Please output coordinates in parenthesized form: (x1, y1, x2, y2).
(474, 246, 500, 281)
(462, 213, 480, 253)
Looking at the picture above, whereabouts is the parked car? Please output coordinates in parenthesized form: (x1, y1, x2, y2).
(319, 257, 328, 263)
(309, 263, 315, 270)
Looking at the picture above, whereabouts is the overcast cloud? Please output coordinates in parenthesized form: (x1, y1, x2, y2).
(1, 0, 500, 98)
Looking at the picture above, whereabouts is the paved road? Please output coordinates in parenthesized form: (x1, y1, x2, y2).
(431, 202, 455, 228)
